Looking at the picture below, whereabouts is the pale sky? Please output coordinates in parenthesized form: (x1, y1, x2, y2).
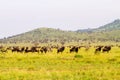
(0, 0, 120, 38)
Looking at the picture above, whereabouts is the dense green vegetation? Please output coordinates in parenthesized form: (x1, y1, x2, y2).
(0, 47, 120, 80)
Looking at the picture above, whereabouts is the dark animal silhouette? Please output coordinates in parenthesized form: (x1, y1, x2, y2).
(25, 47, 32, 53)
(70, 46, 79, 53)
(102, 46, 111, 53)
(40, 47, 48, 53)
(25, 47, 39, 53)
(57, 46, 65, 53)
(95, 46, 103, 54)
(12, 46, 20, 52)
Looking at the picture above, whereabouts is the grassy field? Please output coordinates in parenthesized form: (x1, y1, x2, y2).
(0, 47, 120, 80)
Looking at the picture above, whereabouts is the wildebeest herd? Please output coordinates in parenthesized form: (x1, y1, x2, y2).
(94, 46, 111, 54)
(0, 45, 113, 54)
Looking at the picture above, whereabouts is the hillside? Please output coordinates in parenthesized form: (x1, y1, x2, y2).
(76, 19, 120, 42)
(0, 19, 120, 43)
(0, 28, 82, 43)
(94, 19, 120, 32)
(77, 19, 120, 32)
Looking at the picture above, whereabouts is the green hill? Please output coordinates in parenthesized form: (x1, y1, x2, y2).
(77, 19, 120, 32)
(1, 19, 120, 43)
(0, 28, 82, 43)
(94, 19, 120, 32)
(76, 19, 120, 42)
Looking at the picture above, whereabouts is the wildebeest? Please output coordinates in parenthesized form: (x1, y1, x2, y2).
(11, 46, 25, 53)
(20, 47, 25, 53)
(57, 46, 65, 53)
(102, 46, 111, 53)
(12, 46, 20, 52)
(40, 47, 48, 53)
(25, 47, 31, 53)
(70, 46, 79, 53)
(31, 46, 39, 53)
(94, 46, 103, 54)
(25, 46, 39, 53)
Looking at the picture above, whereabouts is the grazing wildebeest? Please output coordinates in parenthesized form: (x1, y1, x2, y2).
(31, 46, 39, 53)
(94, 46, 103, 54)
(57, 46, 65, 53)
(25, 46, 39, 53)
(25, 47, 32, 53)
(12, 46, 20, 52)
(20, 47, 25, 53)
(15, 47, 25, 53)
(102, 46, 111, 53)
(70, 46, 79, 53)
(40, 47, 48, 53)
(74, 47, 79, 53)
(40, 49, 44, 53)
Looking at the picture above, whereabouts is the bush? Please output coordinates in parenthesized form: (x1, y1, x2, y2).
(74, 54, 83, 58)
